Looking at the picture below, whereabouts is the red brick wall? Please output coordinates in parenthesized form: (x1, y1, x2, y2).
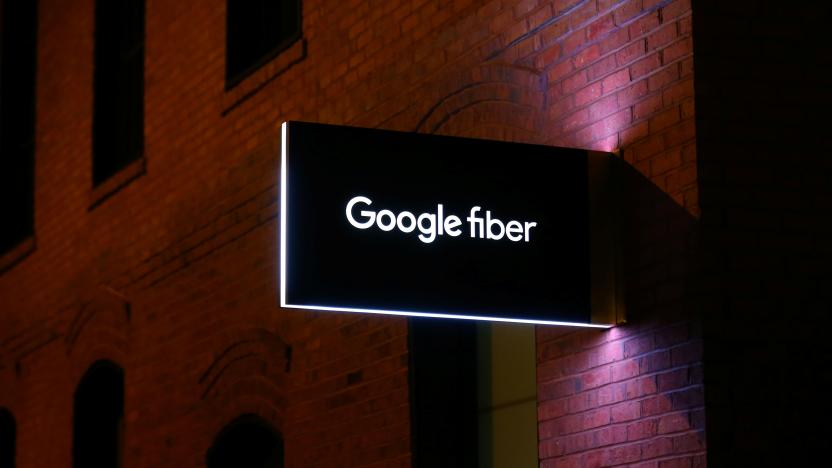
(0, 0, 702, 467)
(527, 0, 704, 466)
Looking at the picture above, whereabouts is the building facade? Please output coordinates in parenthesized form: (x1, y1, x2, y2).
(0, 0, 828, 466)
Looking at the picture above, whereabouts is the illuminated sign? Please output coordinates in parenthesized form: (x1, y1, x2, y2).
(280, 121, 623, 327)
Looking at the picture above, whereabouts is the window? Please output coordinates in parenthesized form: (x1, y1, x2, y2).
(0, 408, 14, 468)
(225, 0, 301, 87)
(92, 0, 144, 186)
(73, 360, 124, 468)
(206, 414, 284, 468)
(0, 0, 38, 254)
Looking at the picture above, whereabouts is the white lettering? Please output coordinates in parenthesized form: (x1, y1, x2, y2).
(346, 196, 375, 229)
(506, 220, 523, 241)
(417, 213, 437, 243)
(397, 211, 416, 233)
(524, 222, 537, 242)
(344, 196, 537, 243)
(467, 206, 483, 238)
(376, 210, 396, 231)
(486, 211, 505, 240)
(444, 215, 462, 237)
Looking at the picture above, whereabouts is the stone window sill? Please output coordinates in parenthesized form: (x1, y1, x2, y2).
(89, 157, 146, 210)
(222, 38, 307, 116)
(0, 236, 36, 274)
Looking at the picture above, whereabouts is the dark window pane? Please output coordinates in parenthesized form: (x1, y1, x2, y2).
(0, 0, 38, 253)
(93, 0, 144, 186)
(73, 360, 124, 468)
(226, 0, 301, 86)
(206, 414, 284, 468)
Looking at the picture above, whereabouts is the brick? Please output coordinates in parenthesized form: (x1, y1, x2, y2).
(639, 349, 671, 373)
(624, 334, 654, 357)
(663, 118, 696, 146)
(539, 437, 564, 458)
(627, 418, 658, 441)
(611, 359, 640, 381)
(576, 108, 632, 144)
(625, 375, 657, 398)
(611, 401, 641, 422)
(658, 412, 690, 434)
(602, 68, 631, 92)
(642, 436, 674, 459)
(547, 58, 575, 81)
(586, 15, 616, 41)
(662, 0, 692, 21)
(614, 0, 643, 25)
(649, 106, 680, 132)
(670, 387, 705, 410)
(540, 19, 570, 45)
(540, 377, 580, 400)
(587, 55, 618, 80)
(528, 4, 553, 30)
(617, 38, 647, 66)
(657, 368, 688, 391)
(679, 15, 692, 35)
(536, 43, 563, 69)
(647, 22, 678, 50)
(662, 36, 692, 63)
(620, 120, 649, 144)
(513, 0, 539, 18)
(629, 12, 660, 37)
(600, 27, 631, 53)
(562, 30, 587, 55)
(672, 431, 705, 453)
(659, 459, 693, 468)
(589, 94, 620, 120)
(604, 444, 643, 465)
(597, 382, 627, 405)
(581, 367, 612, 390)
(562, 108, 592, 132)
(563, 70, 590, 93)
(539, 398, 569, 421)
(631, 53, 662, 78)
(502, 18, 530, 43)
(634, 93, 662, 119)
(554, 0, 583, 14)
(662, 78, 694, 105)
(575, 82, 603, 107)
(569, 2, 599, 30)
(617, 79, 649, 106)
(574, 44, 601, 67)
(642, 395, 673, 416)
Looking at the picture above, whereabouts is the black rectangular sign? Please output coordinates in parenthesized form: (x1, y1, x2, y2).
(280, 121, 621, 327)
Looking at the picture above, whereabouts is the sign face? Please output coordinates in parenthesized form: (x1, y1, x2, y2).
(280, 121, 621, 327)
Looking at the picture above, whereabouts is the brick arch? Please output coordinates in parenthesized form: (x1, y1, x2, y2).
(198, 327, 290, 409)
(412, 62, 546, 143)
(64, 286, 131, 382)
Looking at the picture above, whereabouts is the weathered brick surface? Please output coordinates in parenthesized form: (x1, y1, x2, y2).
(0, 0, 702, 466)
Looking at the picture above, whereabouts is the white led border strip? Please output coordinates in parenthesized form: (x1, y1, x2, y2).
(279, 122, 613, 329)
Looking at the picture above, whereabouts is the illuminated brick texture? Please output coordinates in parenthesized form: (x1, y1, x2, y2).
(0, 0, 706, 467)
